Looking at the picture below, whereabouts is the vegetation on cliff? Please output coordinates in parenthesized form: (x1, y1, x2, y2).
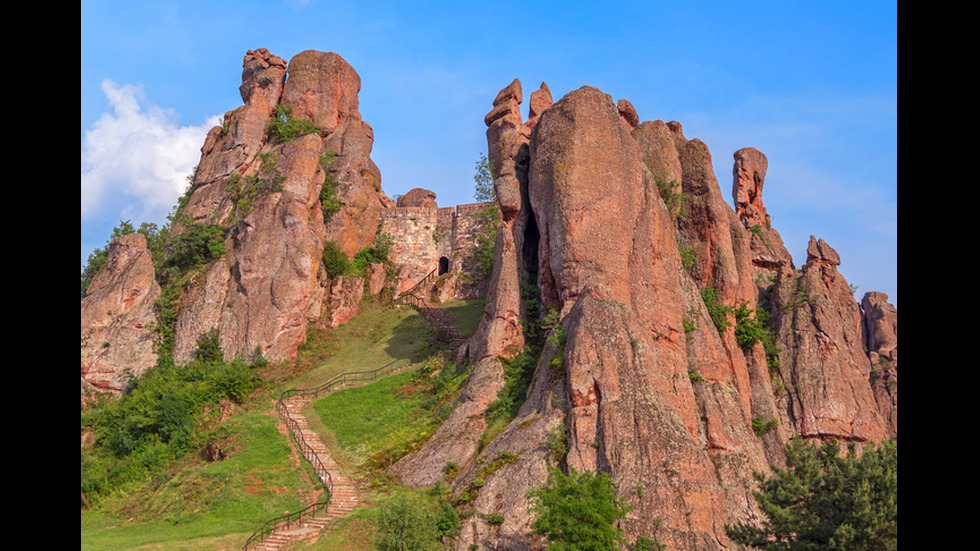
(726, 438, 898, 551)
(527, 467, 633, 551)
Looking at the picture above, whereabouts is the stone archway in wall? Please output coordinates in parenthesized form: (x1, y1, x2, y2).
(438, 256, 450, 276)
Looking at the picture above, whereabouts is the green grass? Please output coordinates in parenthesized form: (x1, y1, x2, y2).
(313, 369, 440, 473)
(285, 297, 436, 393)
(81, 295, 484, 550)
(440, 298, 485, 338)
(81, 413, 319, 551)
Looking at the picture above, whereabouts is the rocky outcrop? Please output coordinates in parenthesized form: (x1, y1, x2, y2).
(733, 147, 794, 271)
(170, 49, 390, 364)
(397, 81, 897, 551)
(321, 274, 365, 329)
(282, 50, 392, 256)
(396, 187, 438, 208)
(861, 291, 898, 433)
(767, 237, 893, 444)
(81, 233, 160, 397)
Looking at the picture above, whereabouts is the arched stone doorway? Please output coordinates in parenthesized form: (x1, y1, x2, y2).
(438, 256, 450, 275)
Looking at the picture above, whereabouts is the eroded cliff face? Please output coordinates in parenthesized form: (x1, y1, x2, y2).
(172, 49, 392, 365)
(396, 81, 897, 550)
(81, 233, 161, 398)
(80, 48, 393, 381)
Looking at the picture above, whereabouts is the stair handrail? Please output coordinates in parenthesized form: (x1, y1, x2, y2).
(242, 496, 330, 550)
(279, 358, 403, 402)
(242, 358, 405, 550)
(275, 398, 336, 492)
(401, 268, 438, 298)
(397, 283, 467, 348)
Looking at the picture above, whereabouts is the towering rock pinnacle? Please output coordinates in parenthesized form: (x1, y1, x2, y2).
(396, 80, 897, 551)
(163, 48, 391, 365)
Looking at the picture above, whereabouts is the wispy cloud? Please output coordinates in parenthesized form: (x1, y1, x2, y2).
(80, 79, 219, 226)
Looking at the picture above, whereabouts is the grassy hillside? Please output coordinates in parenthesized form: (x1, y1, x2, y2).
(81, 296, 483, 551)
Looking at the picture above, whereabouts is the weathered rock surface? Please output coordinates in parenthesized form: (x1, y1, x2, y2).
(81, 233, 160, 397)
(861, 291, 898, 433)
(396, 187, 438, 208)
(768, 237, 893, 444)
(400, 81, 897, 551)
(170, 49, 390, 364)
(81, 49, 393, 388)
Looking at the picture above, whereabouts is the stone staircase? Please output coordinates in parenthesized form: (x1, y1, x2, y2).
(422, 305, 469, 350)
(244, 287, 470, 550)
(247, 397, 359, 551)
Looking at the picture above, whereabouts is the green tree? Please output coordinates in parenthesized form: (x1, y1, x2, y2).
(473, 152, 496, 202)
(726, 437, 898, 551)
(526, 467, 631, 551)
(374, 493, 441, 551)
(159, 221, 227, 282)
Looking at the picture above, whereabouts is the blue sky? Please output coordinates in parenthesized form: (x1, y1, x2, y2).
(81, 0, 897, 306)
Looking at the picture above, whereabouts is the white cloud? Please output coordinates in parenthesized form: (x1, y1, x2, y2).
(80, 79, 220, 225)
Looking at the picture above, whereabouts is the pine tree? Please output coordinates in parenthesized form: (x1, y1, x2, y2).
(726, 437, 898, 550)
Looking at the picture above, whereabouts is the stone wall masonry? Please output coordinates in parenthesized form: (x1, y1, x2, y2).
(379, 201, 495, 296)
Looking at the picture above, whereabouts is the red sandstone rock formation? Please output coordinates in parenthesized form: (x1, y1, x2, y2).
(81, 233, 160, 397)
(861, 291, 898, 433)
(397, 81, 897, 551)
(170, 49, 390, 364)
(396, 187, 438, 208)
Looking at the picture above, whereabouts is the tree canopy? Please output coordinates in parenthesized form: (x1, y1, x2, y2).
(726, 437, 898, 551)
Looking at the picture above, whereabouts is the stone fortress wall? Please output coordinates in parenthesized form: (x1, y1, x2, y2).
(379, 198, 495, 296)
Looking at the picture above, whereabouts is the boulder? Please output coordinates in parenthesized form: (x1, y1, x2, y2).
(396, 187, 438, 208)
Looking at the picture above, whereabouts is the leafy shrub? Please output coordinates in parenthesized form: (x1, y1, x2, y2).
(545, 421, 568, 461)
(81, 340, 260, 502)
(632, 536, 666, 551)
(677, 237, 696, 272)
(375, 493, 441, 551)
(732, 299, 781, 372)
(435, 503, 461, 537)
(471, 206, 501, 283)
(751, 415, 779, 437)
(484, 512, 505, 525)
(161, 221, 227, 279)
(226, 152, 285, 220)
(349, 231, 394, 276)
(653, 173, 687, 220)
(321, 241, 350, 279)
(486, 349, 537, 424)
(193, 328, 223, 363)
(527, 467, 631, 551)
(733, 301, 768, 348)
(701, 287, 732, 334)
